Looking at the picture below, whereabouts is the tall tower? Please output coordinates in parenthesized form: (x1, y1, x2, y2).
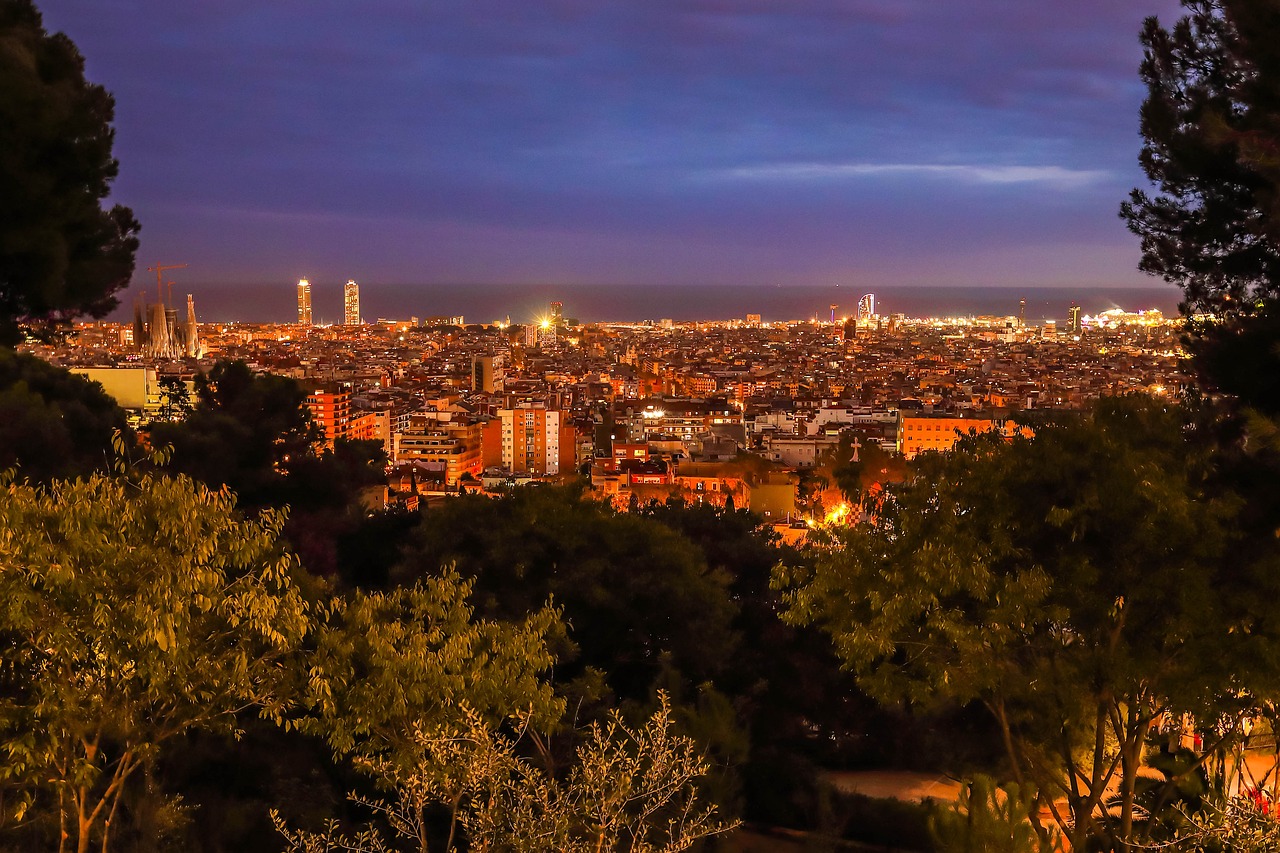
(344, 279, 361, 326)
(1018, 297, 1026, 328)
(185, 294, 201, 358)
(297, 279, 313, 325)
(547, 301, 563, 348)
(1068, 303, 1082, 335)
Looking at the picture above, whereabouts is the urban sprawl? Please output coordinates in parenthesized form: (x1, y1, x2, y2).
(26, 279, 1186, 532)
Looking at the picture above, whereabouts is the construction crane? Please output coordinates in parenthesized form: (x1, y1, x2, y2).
(146, 263, 188, 307)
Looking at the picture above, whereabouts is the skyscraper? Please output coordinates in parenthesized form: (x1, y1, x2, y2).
(344, 279, 361, 326)
(548, 301, 564, 348)
(1068, 303, 1081, 335)
(297, 279, 313, 325)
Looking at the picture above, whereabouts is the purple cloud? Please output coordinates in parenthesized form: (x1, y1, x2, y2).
(36, 0, 1186, 291)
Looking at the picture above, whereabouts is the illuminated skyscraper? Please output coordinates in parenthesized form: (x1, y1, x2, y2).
(344, 279, 361, 326)
(549, 301, 564, 347)
(297, 279, 313, 325)
(857, 293, 876, 321)
(1068, 303, 1081, 335)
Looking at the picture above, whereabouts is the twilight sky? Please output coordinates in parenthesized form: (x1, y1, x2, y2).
(41, 0, 1186, 293)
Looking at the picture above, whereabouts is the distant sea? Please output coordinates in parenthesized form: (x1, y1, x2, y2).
(110, 283, 1186, 326)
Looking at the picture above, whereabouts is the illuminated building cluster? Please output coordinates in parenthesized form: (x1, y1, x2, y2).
(27, 298, 1188, 522)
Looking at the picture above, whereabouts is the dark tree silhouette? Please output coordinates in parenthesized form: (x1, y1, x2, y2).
(0, 0, 139, 345)
(1122, 0, 1280, 413)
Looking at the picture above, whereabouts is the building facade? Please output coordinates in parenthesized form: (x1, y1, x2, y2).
(305, 384, 351, 447)
(344, 279, 361, 326)
(392, 414, 483, 485)
(297, 279, 313, 325)
(472, 355, 496, 393)
(498, 403, 573, 476)
(896, 412, 1025, 459)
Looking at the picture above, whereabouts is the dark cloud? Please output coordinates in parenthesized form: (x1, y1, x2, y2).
(38, 0, 1185, 289)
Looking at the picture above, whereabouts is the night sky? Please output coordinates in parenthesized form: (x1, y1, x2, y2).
(40, 0, 1186, 294)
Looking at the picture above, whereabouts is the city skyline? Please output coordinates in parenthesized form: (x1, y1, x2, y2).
(39, 0, 1183, 297)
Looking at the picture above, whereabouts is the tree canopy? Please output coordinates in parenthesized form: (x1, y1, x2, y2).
(149, 361, 388, 576)
(391, 488, 739, 707)
(0, 349, 128, 481)
(0, 0, 139, 346)
(1122, 0, 1280, 413)
(0, 472, 312, 853)
(776, 396, 1280, 850)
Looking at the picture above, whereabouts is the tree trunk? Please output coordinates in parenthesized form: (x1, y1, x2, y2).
(1119, 737, 1139, 848)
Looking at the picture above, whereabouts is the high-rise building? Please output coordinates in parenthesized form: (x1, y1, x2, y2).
(344, 279, 361, 326)
(297, 279, 313, 325)
(1018, 297, 1026, 328)
(1068, 303, 1082, 335)
(545, 301, 563, 348)
(472, 355, 495, 393)
(305, 383, 351, 448)
(499, 403, 572, 476)
(857, 293, 876, 322)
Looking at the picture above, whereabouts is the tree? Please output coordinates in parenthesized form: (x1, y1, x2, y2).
(153, 376, 191, 424)
(149, 361, 325, 508)
(775, 397, 1280, 850)
(0, 472, 311, 853)
(0, 348, 128, 481)
(149, 361, 389, 577)
(0, 0, 139, 346)
(295, 571, 564, 776)
(392, 488, 738, 706)
(1121, 0, 1280, 413)
(274, 696, 738, 853)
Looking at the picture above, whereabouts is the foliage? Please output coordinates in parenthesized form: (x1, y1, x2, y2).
(295, 570, 563, 775)
(776, 396, 1280, 850)
(0, 472, 311, 853)
(0, 0, 139, 345)
(153, 376, 192, 424)
(393, 487, 737, 705)
(149, 361, 325, 508)
(1121, 0, 1280, 413)
(930, 775, 1061, 853)
(274, 695, 738, 853)
(0, 348, 129, 481)
(150, 361, 388, 575)
(335, 505, 421, 590)
(1123, 1, 1280, 317)
(814, 789, 937, 851)
(1167, 794, 1280, 852)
